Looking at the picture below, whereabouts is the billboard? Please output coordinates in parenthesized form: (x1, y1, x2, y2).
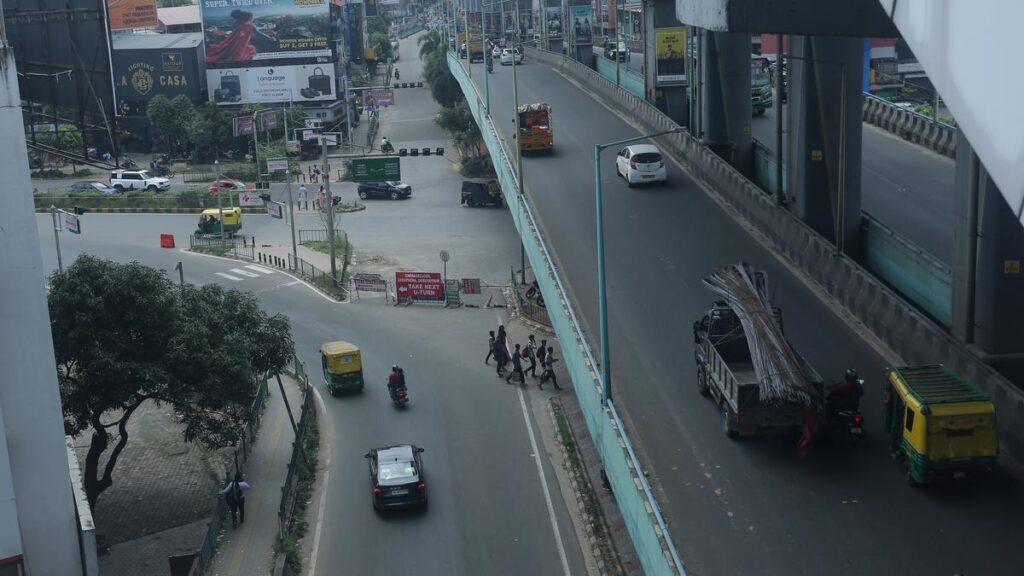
(201, 0, 331, 64)
(207, 64, 336, 104)
(545, 6, 562, 37)
(655, 27, 686, 84)
(570, 6, 593, 45)
(396, 272, 444, 302)
(350, 157, 401, 181)
(113, 48, 203, 116)
(361, 88, 395, 108)
(107, 0, 158, 30)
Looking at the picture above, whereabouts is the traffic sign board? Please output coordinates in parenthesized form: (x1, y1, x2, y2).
(351, 156, 401, 182)
(395, 271, 444, 302)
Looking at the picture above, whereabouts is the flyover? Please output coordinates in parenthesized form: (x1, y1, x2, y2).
(451, 39, 1023, 575)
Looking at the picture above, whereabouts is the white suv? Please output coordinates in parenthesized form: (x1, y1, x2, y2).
(109, 170, 171, 193)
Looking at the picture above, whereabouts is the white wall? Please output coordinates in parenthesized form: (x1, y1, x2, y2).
(0, 44, 84, 575)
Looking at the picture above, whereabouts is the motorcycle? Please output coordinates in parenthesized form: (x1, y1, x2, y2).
(381, 141, 395, 155)
(121, 157, 137, 169)
(827, 409, 865, 446)
(525, 280, 546, 308)
(390, 386, 409, 407)
(394, 69, 400, 80)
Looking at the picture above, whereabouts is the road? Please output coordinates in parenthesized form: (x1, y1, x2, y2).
(464, 56, 1020, 575)
(35, 35, 589, 576)
(752, 98, 956, 264)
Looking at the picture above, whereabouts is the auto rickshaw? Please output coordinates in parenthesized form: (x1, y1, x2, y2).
(460, 179, 503, 207)
(196, 207, 242, 237)
(885, 365, 998, 486)
(320, 341, 364, 395)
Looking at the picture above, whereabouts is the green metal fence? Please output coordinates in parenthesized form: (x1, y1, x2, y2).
(277, 364, 312, 544)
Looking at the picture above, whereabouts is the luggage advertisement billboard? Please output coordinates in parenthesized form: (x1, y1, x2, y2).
(207, 64, 336, 105)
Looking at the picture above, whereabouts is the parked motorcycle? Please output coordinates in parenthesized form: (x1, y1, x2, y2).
(381, 141, 395, 155)
(525, 280, 546, 308)
(121, 157, 137, 169)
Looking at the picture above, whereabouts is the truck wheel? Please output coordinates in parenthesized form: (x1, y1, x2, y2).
(696, 366, 710, 397)
(721, 403, 739, 439)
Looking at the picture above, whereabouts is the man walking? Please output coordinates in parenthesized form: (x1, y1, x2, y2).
(526, 334, 538, 377)
(485, 330, 496, 364)
(219, 472, 251, 528)
(298, 183, 308, 210)
(539, 346, 561, 390)
(505, 343, 525, 384)
(537, 339, 548, 373)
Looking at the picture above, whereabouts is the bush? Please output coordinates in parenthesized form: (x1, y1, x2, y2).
(459, 156, 495, 178)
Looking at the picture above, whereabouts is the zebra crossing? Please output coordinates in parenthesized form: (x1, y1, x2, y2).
(214, 264, 277, 282)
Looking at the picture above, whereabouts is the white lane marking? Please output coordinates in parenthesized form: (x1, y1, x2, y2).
(245, 264, 276, 275)
(230, 268, 260, 278)
(214, 272, 243, 281)
(517, 386, 572, 576)
(309, 386, 329, 576)
(179, 249, 347, 304)
(284, 280, 301, 286)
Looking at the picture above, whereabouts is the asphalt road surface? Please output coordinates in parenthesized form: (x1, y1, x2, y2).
(464, 55, 1020, 576)
(752, 98, 956, 264)
(33, 36, 589, 576)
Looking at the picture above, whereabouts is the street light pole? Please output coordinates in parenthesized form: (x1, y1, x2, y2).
(775, 35, 784, 207)
(215, 159, 225, 247)
(322, 135, 337, 282)
(50, 205, 63, 272)
(594, 127, 686, 404)
(511, 16, 527, 286)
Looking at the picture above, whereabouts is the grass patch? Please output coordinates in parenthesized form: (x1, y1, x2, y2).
(32, 167, 94, 179)
(33, 187, 220, 210)
(274, 408, 319, 574)
(303, 237, 349, 257)
(551, 400, 610, 546)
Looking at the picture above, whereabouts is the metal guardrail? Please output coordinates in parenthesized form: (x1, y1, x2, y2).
(277, 368, 312, 547)
(189, 235, 256, 261)
(510, 267, 550, 326)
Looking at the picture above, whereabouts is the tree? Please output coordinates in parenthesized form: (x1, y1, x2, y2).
(147, 95, 195, 154)
(418, 29, 442, 60)
(188, 102, 235, 161)
(435, 101, 482, 157)
(366, 14, 391, 37)
(36, 124, 84, 155)
(49, 256, 293, 512)
(369, 32, 394, 62)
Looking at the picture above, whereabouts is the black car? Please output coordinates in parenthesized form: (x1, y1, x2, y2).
(365, 444, 427, 511)
(357, 181, 412, 200)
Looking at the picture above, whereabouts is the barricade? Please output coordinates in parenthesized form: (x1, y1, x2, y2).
(519, 45, 1024, 464)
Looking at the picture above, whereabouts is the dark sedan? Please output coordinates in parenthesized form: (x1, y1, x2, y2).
(365, 444, 427, 512)
(357, 181, 412, 200)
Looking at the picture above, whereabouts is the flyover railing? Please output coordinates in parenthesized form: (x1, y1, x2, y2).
(862, 93, 957, 158)
(523, 44, 1024, 464)
(448, 51, 687, 576)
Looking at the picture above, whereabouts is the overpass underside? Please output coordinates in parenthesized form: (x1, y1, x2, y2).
(677, 0, 1024, 373)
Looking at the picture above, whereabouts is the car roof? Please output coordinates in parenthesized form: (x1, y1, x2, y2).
(375, 444, 416, 463)
(626, 144, 661, 155)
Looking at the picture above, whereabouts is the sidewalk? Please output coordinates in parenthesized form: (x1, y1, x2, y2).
(208, 374, 304, 576)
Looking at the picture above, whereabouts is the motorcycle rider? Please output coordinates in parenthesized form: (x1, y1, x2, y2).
(387, 365, 406, 400)
(394, 67, 400, 80)
(826, 369, 864, 418)
(381, 136, 393, 154)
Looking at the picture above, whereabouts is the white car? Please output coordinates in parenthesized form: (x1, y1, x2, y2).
(109, 170, 171, 192)
(500, 48, 522, 65)
(491, 46, 502, 58)
(615, 144, 667, 186)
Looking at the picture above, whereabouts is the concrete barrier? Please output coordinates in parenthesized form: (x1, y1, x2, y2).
(522, 46, 1024, 465)
(862, 93, 957, 158)
(448, 52, 686, 576)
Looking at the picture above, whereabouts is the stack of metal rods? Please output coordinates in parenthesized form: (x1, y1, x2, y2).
(703, 263, 818, 406)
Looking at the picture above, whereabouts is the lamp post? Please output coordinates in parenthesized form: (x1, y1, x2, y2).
(593, 126, 686, 403)
(268, 156, 298, 268)
(215, 159, 225, 247)
(511, 5, 527, 285)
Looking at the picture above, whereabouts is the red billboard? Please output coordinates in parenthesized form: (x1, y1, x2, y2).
(396, 272, 444, 302)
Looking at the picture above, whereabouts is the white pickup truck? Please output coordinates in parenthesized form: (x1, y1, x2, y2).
(109, 170, 171, 193)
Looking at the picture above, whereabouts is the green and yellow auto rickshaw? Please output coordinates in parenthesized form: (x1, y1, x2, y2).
(885, 365, 998, 486)
(196, 207, 243, 237)
(320, 341, 364, 395)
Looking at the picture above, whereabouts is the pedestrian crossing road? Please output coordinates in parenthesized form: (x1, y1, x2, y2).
(214, 264, 277, 282)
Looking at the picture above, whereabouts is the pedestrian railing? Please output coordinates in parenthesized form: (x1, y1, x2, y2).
(297, 228, 347, 244)
(190, 374, 268, 576)
(277, 366, 314, 564)
(189, 234, 256, 262)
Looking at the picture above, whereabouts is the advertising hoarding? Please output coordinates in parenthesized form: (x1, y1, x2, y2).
(655, 27, 686, 84)
(570, 6, 594, 45)
(396, 272, 444, 302)
(112, 42, 204, 117)
(207, 64, 336, 105)
(107, 0, 158, 30)
(201, 0, 331, 64)
(361, 88, 395, 108)
(545, 6, 562, 37)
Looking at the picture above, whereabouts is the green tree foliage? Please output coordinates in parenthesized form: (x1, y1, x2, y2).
(49, 256, 293, 511)
(418, 29, 442, 59)
(369, 32, 394, 62)
(366, 14, 392, 37)
(147, 95, 195, 153)
(435, 100, 482, 157)
(188, 102, 235, 158)
(36, 124, 84, 155)
(420, 37, 464, 109)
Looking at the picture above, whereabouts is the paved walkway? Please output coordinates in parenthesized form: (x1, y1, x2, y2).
(208, 374, 304, 576)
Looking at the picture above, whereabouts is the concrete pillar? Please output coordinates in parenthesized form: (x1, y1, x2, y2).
(952, 131, 1024, 377)
(785, 35, 863, 256)
(700, 31, 752, 175)
(0, 47, 84, 574)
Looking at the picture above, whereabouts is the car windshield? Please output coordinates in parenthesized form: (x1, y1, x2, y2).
(378, 461, 416, 481)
